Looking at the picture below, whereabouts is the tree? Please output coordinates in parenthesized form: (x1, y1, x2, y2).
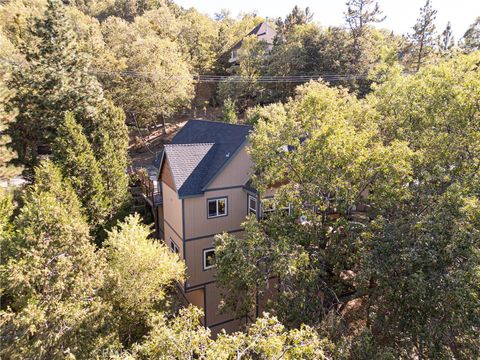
(101, 15, 194, 128)
(218, 35, 269, 109)
(408, 0, 437, 71)
(90, 100, 130, 219)
(365, 52, 480, 357)
(136, 307, 333, 360)
(216, 81, 413, 328)
(0, 43, 20, 180)
(7, 0, 105, 168)
(134, 306, 211, 359)
(345, 0, 385, 66)
(461, 16, 480, 52)
(275, 5, 314, 41)
(438, 21, 454, 53)
(0, 161, 117, 359)
(103, 214, 185, 347)
(222, 98, 238, 124)
(53, 112, 109, 230)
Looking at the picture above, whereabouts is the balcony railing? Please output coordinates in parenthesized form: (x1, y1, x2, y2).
(137, 169, 162, 206)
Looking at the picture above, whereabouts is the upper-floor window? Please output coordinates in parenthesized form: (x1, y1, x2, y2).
(248, 195, 257, 215)
(170, 238, 179, 254)
(203, 248, 216, 270)
(261, 198, 291, 220)
(207, 197, 227, 218)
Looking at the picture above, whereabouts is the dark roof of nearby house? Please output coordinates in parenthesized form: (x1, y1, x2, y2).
(232, 21, 277, 51)
(160, 119, 252, 197)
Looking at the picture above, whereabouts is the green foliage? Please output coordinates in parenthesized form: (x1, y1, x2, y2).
(7, 0, 104, 168)
(216, 53, 480, 357)
(0, 160, 116, 359)
(0, 50, 21, 180)
(461, 16, 480, 52)
(104, 214, 185, 346)
(91, 100, 130, 218)
(217, 81, 413, 329)
(363, 52, 480, 357)
(135, 305, 211, 359)
(53, 112, 109, 229)
(222, 97, 238, 123)
(136, 307, 333, 360)
(274, 5, 313, 40)
(408, 0, 438, 71)
(101, 14, 194, 127)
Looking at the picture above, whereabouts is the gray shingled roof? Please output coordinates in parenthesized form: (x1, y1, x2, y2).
(161, 120, 252, 197)
(164, 143, 214, 193)
(232, 21, 277, 51)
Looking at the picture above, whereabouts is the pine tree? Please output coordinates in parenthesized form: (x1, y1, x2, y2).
(461, 16, 480, 52)
(7, 0, 104, 168)
(90, 100, 130, 218)
(0, 65, 20, 180)
(0, 161, 117, 359)
(53, 112, 109, 229)
(345, 0, 386, 65)
(409, 0, 437, 71)
(439, 21, 454, 53)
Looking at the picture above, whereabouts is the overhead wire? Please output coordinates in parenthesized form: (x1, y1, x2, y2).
(1, 57, 372, 83)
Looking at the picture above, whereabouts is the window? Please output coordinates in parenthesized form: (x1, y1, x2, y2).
(203, 248, 216, 270)
(207, 197, 227, 218)
(248, 195, 257, 215)
(261, 198, 275, 220)
(261, 198, 291, 220)
(170, 238, 179, 254)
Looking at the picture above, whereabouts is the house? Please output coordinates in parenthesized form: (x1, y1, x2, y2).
(229, 20, 277, 63)
(152, 119, 276, 335)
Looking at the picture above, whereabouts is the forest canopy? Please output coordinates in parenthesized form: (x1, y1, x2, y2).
(0, 0, 479, 359)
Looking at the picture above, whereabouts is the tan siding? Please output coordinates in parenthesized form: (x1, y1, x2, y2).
(206, 145, 253, 189)
(162, 181, 183, 239)
(210, 318, 244, 337)
(164, 223, 184, 260)
(205, 282, 237, 328)
(184, 236, 216, 287)
(184, 188, 247, 240)
(160, 157, 176, 191)
(185, 288, 205, 326)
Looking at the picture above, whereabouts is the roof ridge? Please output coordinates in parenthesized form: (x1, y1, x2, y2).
(165, 142, 215, 147)
(187, 119, 253, 128)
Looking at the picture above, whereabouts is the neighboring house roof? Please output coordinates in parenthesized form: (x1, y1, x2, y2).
(160, 119, 252, 198)
(232, 21, 277, 51)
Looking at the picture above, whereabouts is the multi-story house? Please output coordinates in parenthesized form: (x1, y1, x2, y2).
(229, 20, 276, 63)
(153, 119, 270, 334)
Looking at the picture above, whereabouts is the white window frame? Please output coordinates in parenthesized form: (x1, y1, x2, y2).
(248, 194, 258, 215)
(207, 197, 228, 218)
(203, 248, 216, 270)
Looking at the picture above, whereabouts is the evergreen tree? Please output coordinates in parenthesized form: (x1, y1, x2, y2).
(439, 21, 454, 53)
(222, 98, 238, 124)
(408, 0, 437, 71)
(7, 0, 104, 169)
(0, 161, 117, 359)
(91, 100, 130, 218)
(0, 49, 20, 180)
(461, 16, 480, 52)
(345, 0, 385, 65)
(275, 6, 314, 41)
(53, 112, 109, 229)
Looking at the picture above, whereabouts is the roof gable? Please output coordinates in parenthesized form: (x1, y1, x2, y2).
(161, 120, 252, 197)
(232, 21, 277, 50)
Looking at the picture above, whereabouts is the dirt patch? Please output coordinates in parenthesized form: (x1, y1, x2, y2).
(128, 119, 187, 171)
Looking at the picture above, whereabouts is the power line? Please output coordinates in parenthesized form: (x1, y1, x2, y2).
(1, 57, 371, 83)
